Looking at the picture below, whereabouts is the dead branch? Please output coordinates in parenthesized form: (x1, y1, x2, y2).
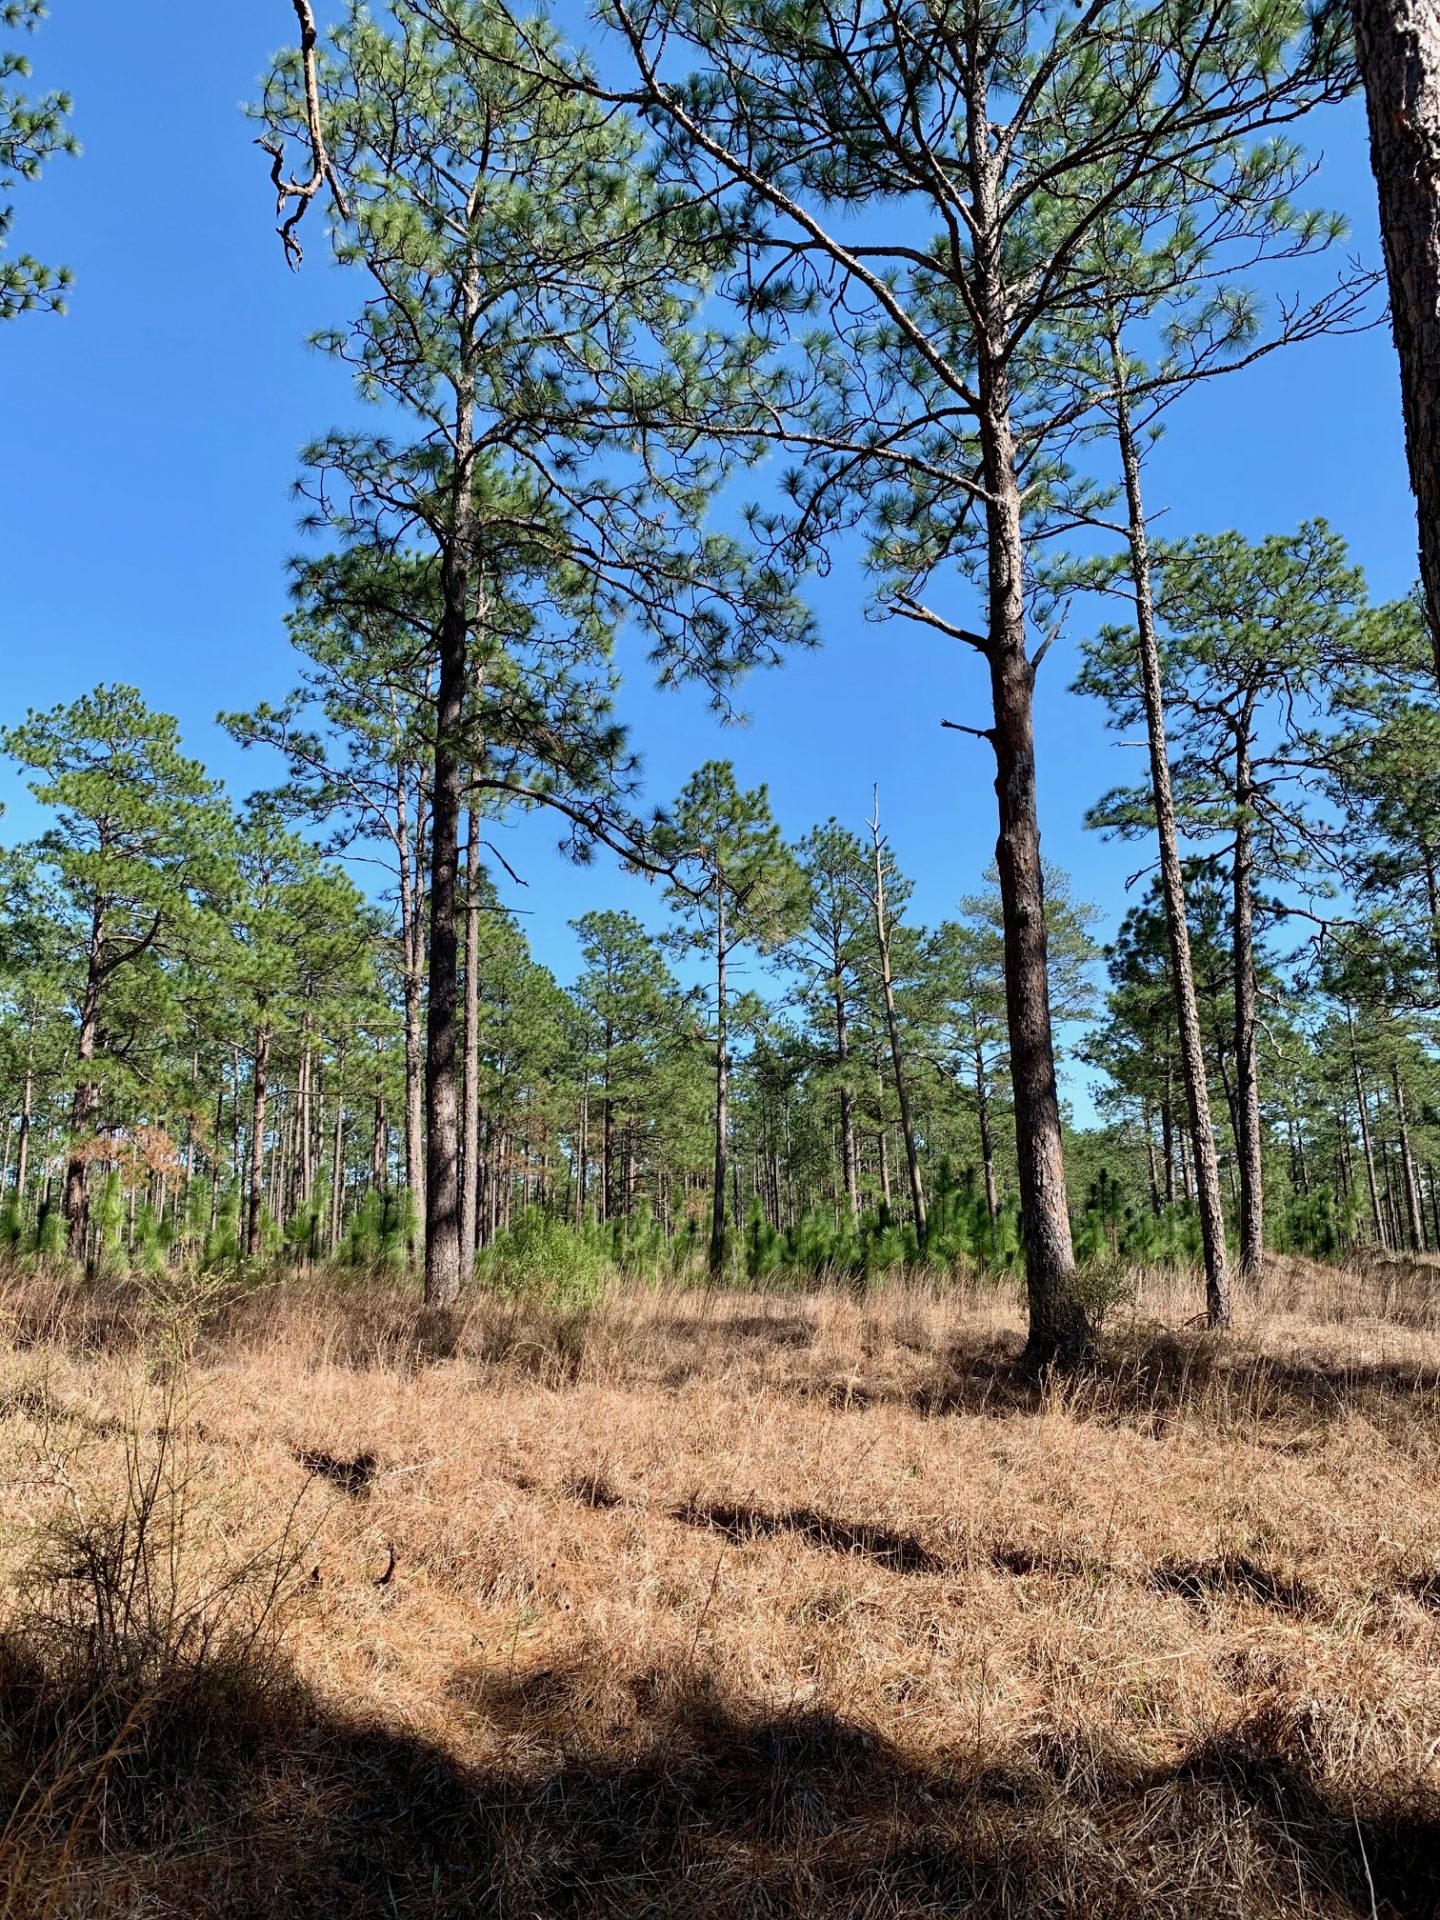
(257, 0, 349, 268)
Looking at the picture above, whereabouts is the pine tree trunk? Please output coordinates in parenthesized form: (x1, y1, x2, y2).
(211, 1081, 224, 1236)
(423, 712, 464, 1305)
(964, 70, 1089, 1368)
(1111, 339, 1231, 1325)
(1354, 0, 1440, 677)
(1424, 848, 1440, 986)
(460, 806, 481, 1266)
(423, 277, 481, 1309)
(371, 1092, 386, 1192)
(298, 1037, 314, 1206)
(601, 1034, 615, 1224)
(576, 1076, 589, 1226)
(834, 977, 859, 1220)
(247, 1025, 271, 1260)
(1232, 718, 1265, 1282)
(973, 1034, 998, 1223)
(329, 1089, 345, 1254)
(64, 1011, 101, 1260)
(398, 808, 426, 1255)
(1161, 1065, 1176, 1207)
(710, 886, 729, 1277)
(15, 1062, 33, 1223)
(1393, 1059, 1424, 1251)
(986, 577, 1087, 1362)
(869, 800, 927, 1242)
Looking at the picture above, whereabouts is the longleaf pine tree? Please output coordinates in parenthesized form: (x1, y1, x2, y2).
(661, 763, 804, 1275)
(0, 689, 226, 1258)
(536, 0, 1357, 1362)
(261, 0, 809, 1305)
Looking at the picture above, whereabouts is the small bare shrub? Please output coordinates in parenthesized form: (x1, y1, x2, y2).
(0, 1381, 313, 1913)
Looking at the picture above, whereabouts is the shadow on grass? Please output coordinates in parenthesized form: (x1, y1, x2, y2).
(4, 1635, 1439, 1919)
(1150, 1555, 1315, 1616)
(810, 1329, 1440, 1440)
(672, 1498, 945, 1574)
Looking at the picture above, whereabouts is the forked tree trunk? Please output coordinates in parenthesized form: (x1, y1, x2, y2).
(1354, 0, 1440, 679)
(1111, 336, 1232, 1326)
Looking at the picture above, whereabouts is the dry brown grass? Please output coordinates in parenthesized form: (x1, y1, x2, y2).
(1, 1253, 1439, 1917)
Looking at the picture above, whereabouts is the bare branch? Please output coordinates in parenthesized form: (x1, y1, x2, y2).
(258, 0, 350, 269)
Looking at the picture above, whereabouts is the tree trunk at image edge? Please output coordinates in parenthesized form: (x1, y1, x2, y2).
(1354, 0, 1440, 681)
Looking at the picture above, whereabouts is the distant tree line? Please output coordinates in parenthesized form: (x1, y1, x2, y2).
(7, 0, 1440, 1369)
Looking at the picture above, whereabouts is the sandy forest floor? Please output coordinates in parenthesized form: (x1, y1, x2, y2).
(2, 1257, 1439, 1918)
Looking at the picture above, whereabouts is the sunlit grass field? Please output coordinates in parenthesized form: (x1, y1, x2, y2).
(2, 1255, 1438, 1917)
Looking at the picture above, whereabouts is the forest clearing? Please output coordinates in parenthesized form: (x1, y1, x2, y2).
(2, 1256, 1439, 1917)
(8, 0, 1440, 1910)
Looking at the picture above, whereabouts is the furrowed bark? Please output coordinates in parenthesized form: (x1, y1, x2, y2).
(969, 64, 1090, 1369)
(423, 265, 480, 1309)
(1354, 0, 1440, 679)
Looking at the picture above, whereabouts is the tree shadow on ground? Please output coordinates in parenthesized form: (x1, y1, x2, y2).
(671, 1497, 945, 1573)
(4, 1633, 1439, 1920)
(808, 1329, 1440, 1440)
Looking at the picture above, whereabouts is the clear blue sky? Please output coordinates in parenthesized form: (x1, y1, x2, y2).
(0, 4, 1417, 1115)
